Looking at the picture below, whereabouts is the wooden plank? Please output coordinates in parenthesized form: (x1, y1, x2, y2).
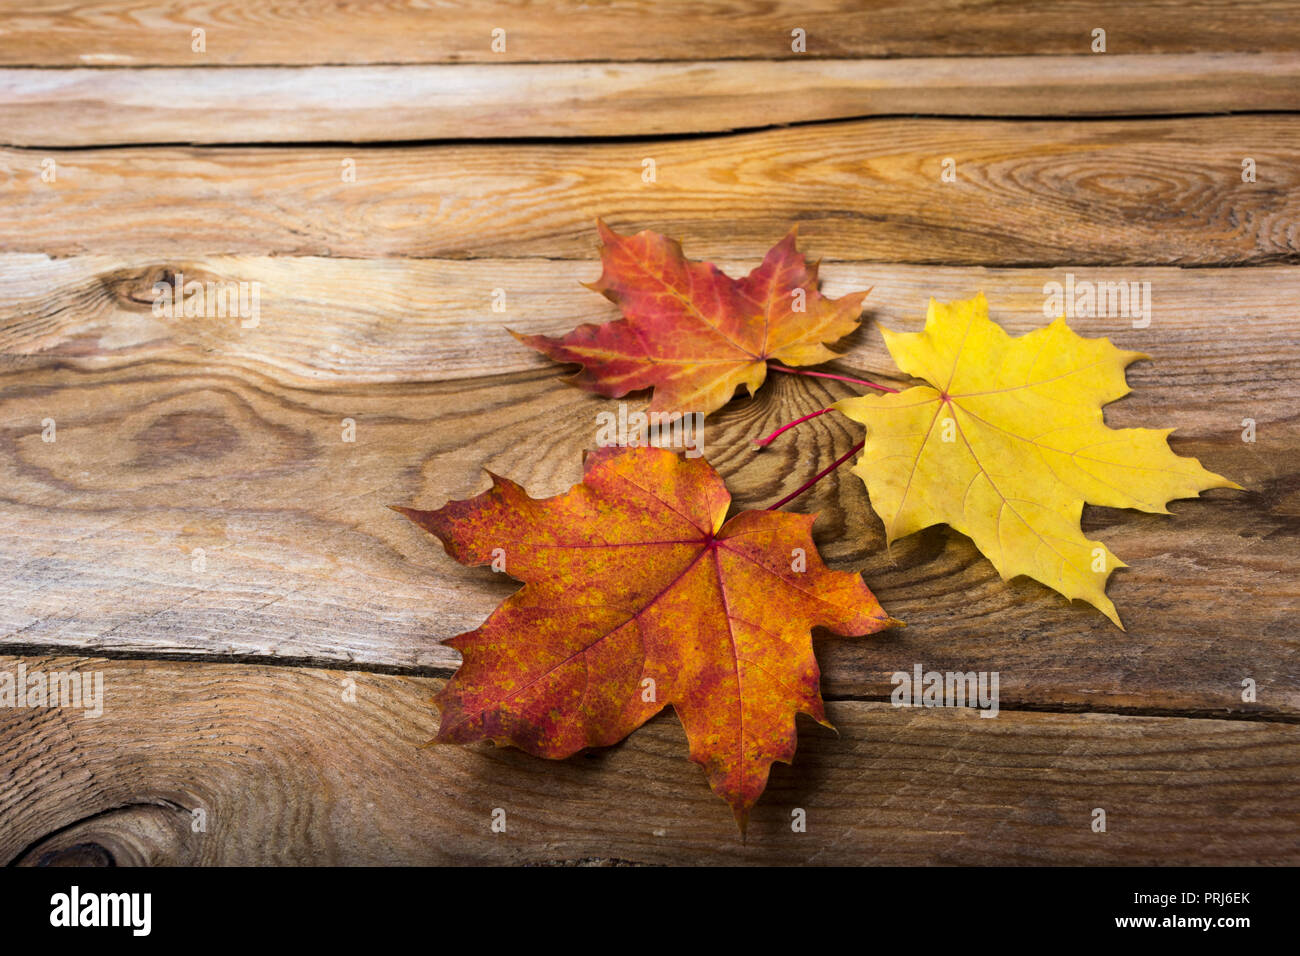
(2, 1, 1298, 65)
(5, 115, 1299, 265)
(1, 257, 1295, 715)
(3, 254, 1298, 386)
(5, 55, 1300, 146)
(3, 655, 1296, 865)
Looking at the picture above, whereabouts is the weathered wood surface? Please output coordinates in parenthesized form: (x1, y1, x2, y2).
(3, 656, 1296, 865)
(5, 115, 1298, 264)
(6, 54, 1300, 145)
(2, 2, 1298, 866)
(2, 256, 1295, 715)
(4, 1, 1298, 65)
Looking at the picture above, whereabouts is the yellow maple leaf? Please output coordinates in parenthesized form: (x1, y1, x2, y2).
(835, 293, 1240, 628)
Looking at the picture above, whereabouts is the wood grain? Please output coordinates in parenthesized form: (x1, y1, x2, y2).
(4, 656, 1296, 865)
(5, 116, 1298, 265)
(6, 54, 1300, 146)
(4, 5, 1299, 867)
(2, 1, 1298, 65)
(3, 253, 1297, 386)
(2, 256, 1295, 715)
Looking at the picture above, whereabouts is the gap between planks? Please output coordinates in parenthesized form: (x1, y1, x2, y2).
(0, 643, 1293, 726)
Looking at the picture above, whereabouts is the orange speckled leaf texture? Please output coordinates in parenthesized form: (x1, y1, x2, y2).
(394, 445, 897, 830)
(515, 221, 871, 416)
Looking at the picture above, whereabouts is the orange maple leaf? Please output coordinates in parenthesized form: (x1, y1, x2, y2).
(395, 446, 897, 830)
(516, 221, 871, 416)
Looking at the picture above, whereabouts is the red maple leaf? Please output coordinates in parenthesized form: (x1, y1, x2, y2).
(395, 446, 897, 829)
(516, 221, 870, 415)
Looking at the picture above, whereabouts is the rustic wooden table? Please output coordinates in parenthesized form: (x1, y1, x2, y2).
(1, 1, 1297, 865)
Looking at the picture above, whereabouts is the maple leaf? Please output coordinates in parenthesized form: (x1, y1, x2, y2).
(515, 221, 870, 416)
(394, 445, 896, 829)
(835, 293, 1240, 628)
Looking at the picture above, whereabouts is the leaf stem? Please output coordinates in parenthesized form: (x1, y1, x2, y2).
(766, 440, 865, 511)
(753, 406, 834, 446)
(767, 363, 899, 394)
